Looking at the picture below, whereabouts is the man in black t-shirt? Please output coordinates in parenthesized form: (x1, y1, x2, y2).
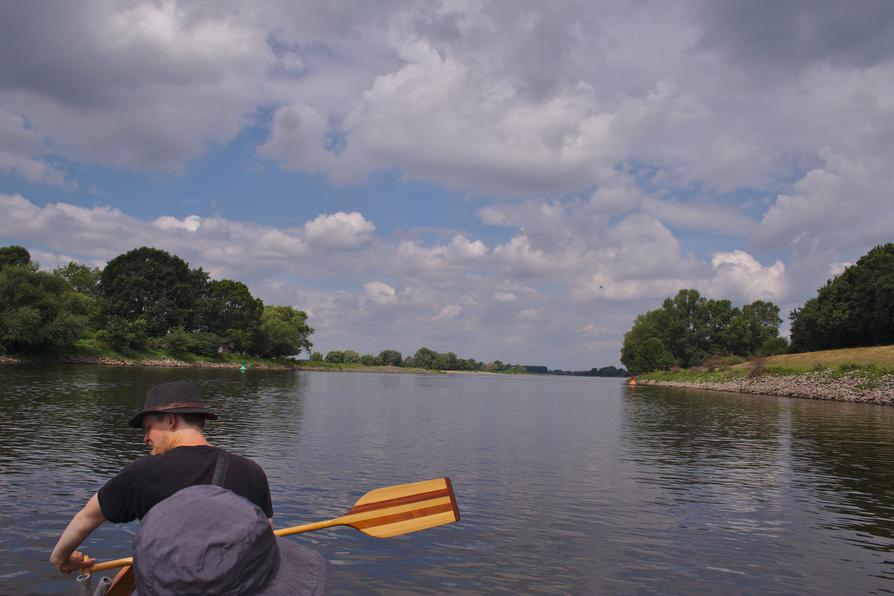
(50, 381, 274, 573)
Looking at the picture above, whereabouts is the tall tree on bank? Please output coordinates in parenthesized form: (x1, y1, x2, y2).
(100, 247, 205, 337)
(0, 245, 32, 270)
(0, 248, 89, 353)
(620, 289, 785, 373)
(197, 279, 264, 353)
(253, 305, 314, 358)
(790, 243, 894, 352)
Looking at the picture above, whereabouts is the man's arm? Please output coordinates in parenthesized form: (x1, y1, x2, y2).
(50, 493, 106, 572)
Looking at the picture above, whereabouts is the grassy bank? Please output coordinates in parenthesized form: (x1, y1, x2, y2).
(639, 345, 894, 404)
(1, 337, 300, 369)
(642, 345, 894, 383)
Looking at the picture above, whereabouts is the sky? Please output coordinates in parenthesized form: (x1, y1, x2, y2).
(1, 1, 893, 370)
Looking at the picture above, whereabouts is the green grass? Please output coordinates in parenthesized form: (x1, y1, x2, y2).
(641, 344, 894, 383)
(642, 368, 747, 383)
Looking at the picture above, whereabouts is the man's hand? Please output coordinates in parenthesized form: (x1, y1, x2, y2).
(50, 493, 106, 574)
(51, 550, 96, 574)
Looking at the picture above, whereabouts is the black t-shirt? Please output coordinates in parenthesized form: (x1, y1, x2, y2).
(98, 446, 273, 523)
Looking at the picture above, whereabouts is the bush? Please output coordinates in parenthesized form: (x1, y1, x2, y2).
(104, 317, 148, 352)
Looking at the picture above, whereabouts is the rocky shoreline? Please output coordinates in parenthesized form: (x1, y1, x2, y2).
(0, 354, 295, 370)
(641, 371, 894, 405)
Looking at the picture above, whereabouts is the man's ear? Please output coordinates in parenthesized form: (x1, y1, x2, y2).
(166, 413, 178, 429)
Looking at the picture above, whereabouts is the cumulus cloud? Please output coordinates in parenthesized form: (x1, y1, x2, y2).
(304, 211, 375, 250)
(434, 304, 462, 320)
(0, 109, 71, 186)
(363, 281, 397, 305)
(708, 250, 786, 302)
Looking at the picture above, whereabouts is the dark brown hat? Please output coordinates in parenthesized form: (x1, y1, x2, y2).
(128, 381, 218, 428)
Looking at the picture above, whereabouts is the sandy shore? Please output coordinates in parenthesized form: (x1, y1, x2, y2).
(641, 371, 894, 405)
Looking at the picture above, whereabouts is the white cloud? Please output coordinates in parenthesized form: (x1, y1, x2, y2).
(0, 109, 71, 186)
(708, 250, 786, 302)
(154, 215, 201, 232)
(363, 281, 397, 305)
(304, 211, 375, 250)
(434, 304, 462, 320)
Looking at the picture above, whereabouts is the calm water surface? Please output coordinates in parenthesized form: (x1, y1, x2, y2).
(1, 366, 893, 594)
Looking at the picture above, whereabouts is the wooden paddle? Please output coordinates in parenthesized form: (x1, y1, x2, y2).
(89, 477, 460, 574)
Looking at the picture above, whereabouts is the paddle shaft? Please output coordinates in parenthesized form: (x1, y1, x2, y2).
(89, 518, 345, 573)
(88, 477, 458, 573)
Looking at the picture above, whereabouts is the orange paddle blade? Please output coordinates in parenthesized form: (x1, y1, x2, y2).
(338, 477, 461, 538)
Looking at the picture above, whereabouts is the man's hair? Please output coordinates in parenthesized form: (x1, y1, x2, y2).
(150, 412, 206, 430)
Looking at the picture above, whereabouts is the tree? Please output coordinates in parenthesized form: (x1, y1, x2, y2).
(253, 305, 314, 358)
(100, 247, 203, 336)
(0, 266, 89, 353)
(627, 337, 675, 373)
(198, 279, 264, 352)
(621, 288, 784, 370)
(413, 347, 439, 369)
(325, 350, 345, 363)
(738, 300, 783, 355)
(790, 243, 894, 351)
(53, 262, 101, 297)
(0, 245, 32, 270)
(378, 349, 403, 366)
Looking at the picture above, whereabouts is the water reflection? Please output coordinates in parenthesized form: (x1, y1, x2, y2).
(622, 384, 894, 594)
(2, 367, 893, 594)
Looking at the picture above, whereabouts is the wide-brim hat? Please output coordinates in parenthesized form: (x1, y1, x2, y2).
(134, 485, 326, 595)
(128, 381, 219, 428)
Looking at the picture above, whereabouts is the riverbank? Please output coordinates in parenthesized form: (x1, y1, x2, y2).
(0, 354, 297, 370)
(640, 371, 894, 405)
(639, 345, 894, 405)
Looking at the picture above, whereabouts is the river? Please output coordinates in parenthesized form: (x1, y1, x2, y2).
(1, 365, 893, 594)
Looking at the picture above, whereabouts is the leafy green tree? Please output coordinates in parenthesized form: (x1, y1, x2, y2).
(360, 354, 379, 366)
(620, 309, 668, 370)
(53, 262, 101, 297)
(0, 245, 32, 270)
(253, 305, 314, 357)
(627, 337, 675, 373)
(738, 300, 783, 354)
(378, 349, 403, 366)
(0, 266, 89, 353)
(100, 247, 203, 336)
(341, 350, 361, 363)
(198, 279, 264, 352)
(621, 288, 784, 370)
(309, 351, 323, 361)
(790, 243, 894, 351)
(325, 350, 345, 363)
(413, 347, 439, 369)
(102, 316, 148, 352)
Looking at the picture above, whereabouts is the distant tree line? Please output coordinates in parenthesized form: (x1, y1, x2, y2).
(789, 243, 894, 352)
(551, 365, 629, 377)
(0, 245, 313, 359)
(620, 289, 787, 373)
(310, 346, 503, 372)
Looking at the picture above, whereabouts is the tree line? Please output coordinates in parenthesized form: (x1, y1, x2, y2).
(310, 347, 528, 372)
(620, 243, 894, 373)
(0, 245, 313, 359)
